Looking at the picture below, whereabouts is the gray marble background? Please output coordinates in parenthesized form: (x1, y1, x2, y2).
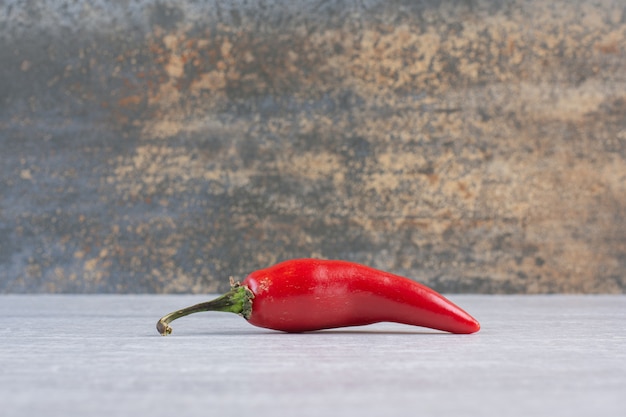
(1, 0, 625, 293)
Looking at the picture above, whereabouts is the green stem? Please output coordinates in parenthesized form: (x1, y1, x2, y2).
(156, 285, 254, 336)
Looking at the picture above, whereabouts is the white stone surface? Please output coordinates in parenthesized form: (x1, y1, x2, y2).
(1, 295, 625, 417)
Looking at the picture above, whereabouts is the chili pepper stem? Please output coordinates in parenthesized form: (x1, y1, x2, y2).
(156, 284, 254, 336)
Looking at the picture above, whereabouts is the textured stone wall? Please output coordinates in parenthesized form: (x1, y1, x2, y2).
(1, 0, 625, 293)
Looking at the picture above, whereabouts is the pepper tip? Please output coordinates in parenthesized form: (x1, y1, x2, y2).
(469, 319, 481, 334)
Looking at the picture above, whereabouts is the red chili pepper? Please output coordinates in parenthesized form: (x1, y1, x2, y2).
(156, 259, 480, 335)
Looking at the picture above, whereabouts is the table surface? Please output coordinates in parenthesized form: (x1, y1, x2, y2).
(1, 295, 625, 417)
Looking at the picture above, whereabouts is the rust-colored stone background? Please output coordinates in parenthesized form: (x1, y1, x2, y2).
(1, 0, 625, 293)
